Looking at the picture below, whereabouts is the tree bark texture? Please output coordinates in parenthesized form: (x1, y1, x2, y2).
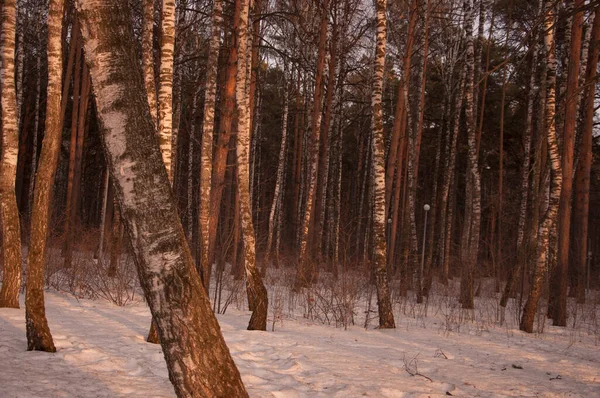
(372, 0, 395, 329)
(235, 0, 268, 331)
(76, 1, 248, 395)
(0, 0, 23, 309)
(25, 0, 65, 353)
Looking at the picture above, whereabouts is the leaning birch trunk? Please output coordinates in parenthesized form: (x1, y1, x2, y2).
(198, 0, 223, 291)
(459, 0, 480, 310)
(572, 7, 600, 304)
(0, 0, 23, 309)
(75, 1, 248, 395)
(265, 77, 289, 269)
(142, 0, 158, 128)
(236, 0, 268, 331)
(28, 50, 42, 219)
(371, 0, 395, 329)
(520, 0, 562, 333)
(25, 0, 64, 353)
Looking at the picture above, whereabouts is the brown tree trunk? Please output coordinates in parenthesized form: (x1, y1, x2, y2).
(0, 0, 23, 309)
(25, 0, 64, 353)
(76, 1, 248, 395)
(521, 0, 562, 333)
(571, 7, 599, 304)
(553, 0, 584, 327)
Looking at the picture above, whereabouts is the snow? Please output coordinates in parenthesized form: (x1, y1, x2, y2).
(1, 289, 599, 397)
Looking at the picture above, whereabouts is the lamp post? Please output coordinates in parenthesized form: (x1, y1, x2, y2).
(420, 204, 430, 298)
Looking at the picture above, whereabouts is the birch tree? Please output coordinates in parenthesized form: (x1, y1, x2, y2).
(158, 0, 176, 180)
(0, 0, 23, 309)
(372, 0, 395, 329)
(198, 0, 222, 290)
(236, 0, 268, 331)
(521, 0, 562, 333)
(75, 0, 248, 395)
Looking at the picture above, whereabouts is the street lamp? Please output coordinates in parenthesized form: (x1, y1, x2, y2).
(420, 204, 430, 298)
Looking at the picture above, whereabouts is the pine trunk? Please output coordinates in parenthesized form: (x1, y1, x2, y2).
(554, 0, 584, 327)
(25, 0, 65, 352)
(0, 0, 23, 309)
(571, 7, 599, 304)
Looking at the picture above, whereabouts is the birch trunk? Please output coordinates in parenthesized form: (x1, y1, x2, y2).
(0, 0, 23, 309)
(371, 0, 395, 329)
(235, 0, 268, 331)
(142, 0, 158, 129)
(459, 0, 481, 310)
(500, 10, 540, 307)
(197, 0, 222, 290)
(158, 0, 176, 180)
(265, 77, 289, 269)
(76, 1, 248, 394)
(28, 50, 42, 219)
(25, 0, 65, 352)
(521, 0, 562, 333)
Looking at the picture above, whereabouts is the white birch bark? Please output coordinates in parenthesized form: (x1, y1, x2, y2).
(371, 0, 395, 329)
(198, 0, 223, 289)
(75, 1, 249, 394)
(142, 0, 158, 129)
(158, 0, 176, 180)
(521, 0, 562, 333)
(236, 0, 268, 331)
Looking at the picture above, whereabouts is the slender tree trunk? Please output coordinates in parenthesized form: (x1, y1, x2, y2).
(198, 0, 222, 290)
(371, 0, 395, 329)
(25, 0, 65, 353)
(385, 0, 417, 212)
(208, 0, 241, 285)
(553, 0, 584, 327)
(28, 50, 42, 220)
(460, 0, 481, 310)
(295, 0, 329, 288)
(572, 7, 599, 304)
(142, 0, 157, 129)
(500, 11, 540, 307)
(158, 0, 176, 180)
(76, 1, 248, 395)
(265, 76, 289, 269)
(412, 0, 431, 303)
(521, 0, 562, 333)
(0, 0, 23, 309)
(235, 0, 268, 331)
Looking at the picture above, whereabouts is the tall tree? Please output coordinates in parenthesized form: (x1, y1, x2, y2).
(553, 0, 584, 327)
(572, 6, 600, 304)
(25, 0, 65, 353)
(198, 0, 223, 290)
(76, 0, 248, 395)
(236, 0, 268, 331)
(459, 0, 481, 310)
(521, 0, 562, 333)
(372, 0, 395, 329)
(0, 0, 23, 309)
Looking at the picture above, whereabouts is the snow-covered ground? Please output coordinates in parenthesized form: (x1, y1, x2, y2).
(1, 287, 599, 397)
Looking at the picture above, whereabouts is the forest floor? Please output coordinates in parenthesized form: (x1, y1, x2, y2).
(1, 278, 599, 397)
